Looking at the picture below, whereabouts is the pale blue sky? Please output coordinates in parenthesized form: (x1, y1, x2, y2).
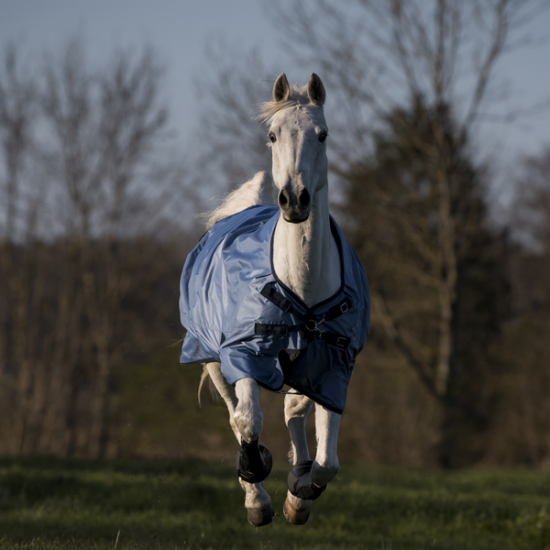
(0, 1, 281, 139)
(1, 0, 549, 174)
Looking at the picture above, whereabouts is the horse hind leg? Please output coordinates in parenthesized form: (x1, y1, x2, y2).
(204, 362, 240, 440)
(284, 399, 342, 525)
(203, 365, 274, 526)
(311, 403, 341, 487)
(283, 393, 315, 525)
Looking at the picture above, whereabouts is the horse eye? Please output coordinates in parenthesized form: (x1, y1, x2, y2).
(269, 132, 277, 143)
(318, 132, 328, 143)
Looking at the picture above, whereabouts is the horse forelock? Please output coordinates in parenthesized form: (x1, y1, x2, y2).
(258, 84, 320, 124)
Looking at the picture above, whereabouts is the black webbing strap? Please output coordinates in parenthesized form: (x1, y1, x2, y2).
(325, 298, 351, 321)
(255, 323, 304, 336)
(260, 284, 293, 313)
(319, 331, 350, 349)
(254, 324, 288, 336)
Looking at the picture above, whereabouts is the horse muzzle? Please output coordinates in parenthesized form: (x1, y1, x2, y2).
(278, 186, 311, 224)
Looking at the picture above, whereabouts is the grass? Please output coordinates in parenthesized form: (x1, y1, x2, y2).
(0, 456, 550, 549)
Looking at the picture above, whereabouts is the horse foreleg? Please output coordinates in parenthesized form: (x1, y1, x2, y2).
(234, 378, 263, 443)
(204, 366, 273, 526)
(234, 377, 274, 526)
(283, 393, 315, 525)
(238, 478, 273, 527)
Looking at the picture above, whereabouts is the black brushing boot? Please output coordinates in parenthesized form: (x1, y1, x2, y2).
(236, 438, 273, 484)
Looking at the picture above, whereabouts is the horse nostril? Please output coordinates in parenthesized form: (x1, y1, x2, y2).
(298, 188, 310, 208)
(279, 189, 289, 208)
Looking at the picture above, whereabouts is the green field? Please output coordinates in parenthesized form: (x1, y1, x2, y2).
(1, 457, 550, 549)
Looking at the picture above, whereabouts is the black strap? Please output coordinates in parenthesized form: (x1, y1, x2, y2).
(260, 284, 293, 313)
(319, 331, 350, 349)
(261, 283, 350, 320)
(255, 324, 288, 336)
(326, 299, 351, 321)
(255, 323, 304, 336)
(255, 324, 349, 348)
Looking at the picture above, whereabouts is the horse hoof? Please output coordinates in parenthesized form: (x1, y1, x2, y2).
(283, 497, 310, 525)
(247, 505, 275, 527)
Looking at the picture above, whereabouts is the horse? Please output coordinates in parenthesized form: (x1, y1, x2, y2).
(179, 73, 370, 526)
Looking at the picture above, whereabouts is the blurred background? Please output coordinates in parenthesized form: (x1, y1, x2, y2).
(1, 0, 550, 470)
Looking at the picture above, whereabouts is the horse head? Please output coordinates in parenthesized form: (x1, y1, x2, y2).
(263, 73, 328, 224)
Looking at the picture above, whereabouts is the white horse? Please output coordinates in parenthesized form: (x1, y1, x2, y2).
(180, 73, 369, 526)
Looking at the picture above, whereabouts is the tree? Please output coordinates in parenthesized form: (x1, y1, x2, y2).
(193, 44, 276, 201)
(479, 146, 550, 467)
(40, 41, 172, 457)
(512, 147, 550, 255)
(343, 98, 510, 465)
(0, 39, 187, 458)
(0, 44, 48, 454)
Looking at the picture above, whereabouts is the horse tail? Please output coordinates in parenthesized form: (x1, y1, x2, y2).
(198, 364, 221, 406)
(205, 171, 275, 230)
(198, 366, 209, 406)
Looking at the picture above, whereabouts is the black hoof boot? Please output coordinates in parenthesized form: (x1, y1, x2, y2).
(287, 460, 326, 500)
(247, 504, 275, 527)
(236, 439, 273, 484)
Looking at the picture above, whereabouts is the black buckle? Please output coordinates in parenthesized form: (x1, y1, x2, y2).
(327, 298, 351, 321)
(336, 336, 348, 348)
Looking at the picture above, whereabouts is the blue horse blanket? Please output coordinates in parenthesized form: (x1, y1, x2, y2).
(179, 205, 370, 413)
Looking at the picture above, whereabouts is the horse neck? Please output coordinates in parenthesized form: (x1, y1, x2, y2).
(273, 183, 341, 308)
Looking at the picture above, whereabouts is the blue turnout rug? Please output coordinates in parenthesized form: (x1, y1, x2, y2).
(179, 205, 370, 413)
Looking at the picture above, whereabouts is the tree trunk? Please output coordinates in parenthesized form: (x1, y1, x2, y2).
(438, 296, 459, 468)
(88, 345, 112, 458)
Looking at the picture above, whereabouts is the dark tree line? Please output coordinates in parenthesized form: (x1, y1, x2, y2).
(341, 99, 511, 466)
(0, 41, 192, 458)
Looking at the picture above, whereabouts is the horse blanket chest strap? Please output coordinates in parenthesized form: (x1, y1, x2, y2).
(254, 284, 352, 349)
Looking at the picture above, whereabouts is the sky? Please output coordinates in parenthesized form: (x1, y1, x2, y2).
(1, 0, 549, 181)
(0, 1, 282, 146)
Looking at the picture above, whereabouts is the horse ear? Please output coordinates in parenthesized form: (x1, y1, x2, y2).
(273, 73, 290, 102)
(307, 73, 326, 106)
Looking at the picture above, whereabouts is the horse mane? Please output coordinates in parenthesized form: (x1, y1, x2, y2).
(204, 171, 275, 230)
(258, 84, 317, 124)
